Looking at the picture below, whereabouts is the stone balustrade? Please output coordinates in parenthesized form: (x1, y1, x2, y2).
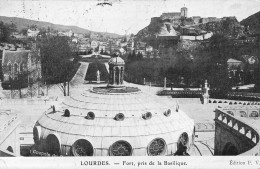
(215, 109, 260, 156)
(208, 98, 260, 105)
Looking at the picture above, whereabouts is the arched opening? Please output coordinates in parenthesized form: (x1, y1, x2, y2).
(222, 142, 238, 156)
(7, 146, 13, 153)
(46, 134, 61, 156)
(249, 111, 259, 117)
(147, 138, 166, 156)
(33, 126, 41, 145)
(20, 63, 24, 72)
(72, 139, 94, 156)
(240, 111, 247, 117)
(8, 63, 12, 73)
(109, 140, 132, 156)
(174, 132, 189, 156)
(14, 63, 18, 74)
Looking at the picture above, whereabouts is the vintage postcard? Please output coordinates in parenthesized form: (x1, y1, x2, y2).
(0, 0, 260, 168)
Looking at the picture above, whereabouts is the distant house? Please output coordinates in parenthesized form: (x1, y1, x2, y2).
(27, 28, 40, 37)
(241, 55, 259, 65)
(65, 30, 74, 37)
(161, 12, 181, 20)
(245, 37, 257, 44)
(135, 42, 146, 56)
(91, 41, 99, 49)
(126, 40, 134, 53)
(90, 33, 99, 39)
(99, 42, 107, 52)
(78, 44, 90, 53)
(192, 16, 201, 24)
(1, 47, 41, 89)
(72, 38, 78, 43)
(227, 58, 243, 70)
(11, 32, 26, 39)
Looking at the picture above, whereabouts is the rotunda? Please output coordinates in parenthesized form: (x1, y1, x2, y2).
(32, 55, 195, 156)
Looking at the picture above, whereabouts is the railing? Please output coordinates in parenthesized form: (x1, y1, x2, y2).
(0, 148, 16, 156)
(227, 92, 260, 101)
(215, 109, 260, 156)
(0, 97, 58, 105)
(158, 90, 204, 97)
(208, 99, 260, 105)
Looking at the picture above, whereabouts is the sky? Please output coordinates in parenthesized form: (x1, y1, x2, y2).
(0, 0, 260, 35)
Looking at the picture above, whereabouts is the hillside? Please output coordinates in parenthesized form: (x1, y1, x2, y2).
(240, 11, 260, 35)
(0, 16, 121, 38)
(136, 16, 245, 41)
(198, 17, 244, 37)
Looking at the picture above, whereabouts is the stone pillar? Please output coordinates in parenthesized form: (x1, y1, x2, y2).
(121, 68, 124, 84)
(113, 68, 116, 85)
(118, 67, 121, 85)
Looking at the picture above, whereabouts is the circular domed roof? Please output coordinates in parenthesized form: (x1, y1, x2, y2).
(34, 86, 194, 156)
(108, 57, 125, 65)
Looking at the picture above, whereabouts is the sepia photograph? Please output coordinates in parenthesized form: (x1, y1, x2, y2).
(0, 0, 260, 168)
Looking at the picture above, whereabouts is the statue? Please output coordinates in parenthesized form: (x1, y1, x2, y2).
(164, 77, 167, 90)
(203, 80, 210, 104)
(96, 70, 100, 83)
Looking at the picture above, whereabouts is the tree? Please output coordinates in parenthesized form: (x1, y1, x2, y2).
(39, 36, 73, 96)
(20, 28, 28, 36)
(254, 64, 260, 92)
(136, 52, 143, 60)
(0, 21, 12, 42)
(209, 34, 230, 64)
(100, 48, 104, 54)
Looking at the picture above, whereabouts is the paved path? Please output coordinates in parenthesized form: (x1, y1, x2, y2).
(70, 62, 89, 87)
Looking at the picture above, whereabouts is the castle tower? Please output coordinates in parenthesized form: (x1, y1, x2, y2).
(107, 54, 125, 88)
(181, 6, 188, 18)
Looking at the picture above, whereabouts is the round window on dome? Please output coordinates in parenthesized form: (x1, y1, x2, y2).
(240, 111, 247, 117)
(114, 113, 125, 121)
(86, 112, 95, 120)
(142, 112, 152, 120)
(72, 139, 94, 156)
(249, 111, 258, 117)
(109, 140, 132, 156)
(147, 138, 166, 156)
(164, 109, 171, 117)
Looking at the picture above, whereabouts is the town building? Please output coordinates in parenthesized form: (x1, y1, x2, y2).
(91, 40, 99, 50)
(1, 47, 41, 91)
(181, 6, 188, 18)
(27, 28, 40, 37)
(160, 6, 188, 21)
(99, 42, 107, 52)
